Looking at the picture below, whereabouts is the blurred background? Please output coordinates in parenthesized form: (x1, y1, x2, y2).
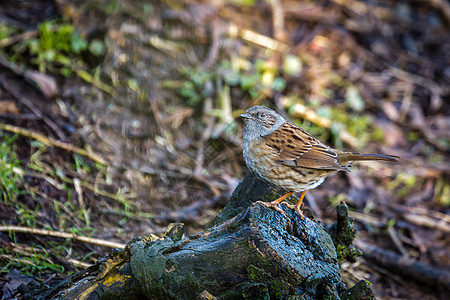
(0, 0, 449, 298)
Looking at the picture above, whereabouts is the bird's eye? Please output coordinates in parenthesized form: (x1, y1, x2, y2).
(259, 112, 266, 118)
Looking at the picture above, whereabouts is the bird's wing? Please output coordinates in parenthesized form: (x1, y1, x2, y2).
(264, 122, 348, 171)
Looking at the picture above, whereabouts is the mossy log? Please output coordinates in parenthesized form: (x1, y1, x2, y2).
(24, 173, 373, 299)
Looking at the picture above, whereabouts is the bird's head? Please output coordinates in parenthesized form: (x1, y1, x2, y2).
(240, 106, 285, 138)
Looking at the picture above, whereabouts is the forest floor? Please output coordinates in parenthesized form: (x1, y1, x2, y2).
(0, 0, 449, 299)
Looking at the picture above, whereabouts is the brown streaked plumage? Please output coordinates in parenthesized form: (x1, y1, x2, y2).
(241, 105, 398, 218)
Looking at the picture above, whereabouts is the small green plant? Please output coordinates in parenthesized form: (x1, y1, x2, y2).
(0, 133, 23, 203)
(0, 23, 18, 41)
(166, 56, 287, 106)
(434, 178, 450, 206)
(328, 106, 373, 148)
(0, 241, 84, 276)
(387, 172, 417, 198)
(7, 20, 105, 78)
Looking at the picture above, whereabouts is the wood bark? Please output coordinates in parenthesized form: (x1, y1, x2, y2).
(23, 172, 373, 299)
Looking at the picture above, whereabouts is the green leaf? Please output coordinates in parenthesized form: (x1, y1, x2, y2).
(316, 106, 332, 119)
(271, 77, 286, 91)
(89, 39, 105, 56)
(345, 85, 365, 112)
(127, 79, 140, 93)
(42, 49, 56, 62)
(223, 71, 240, 86)
(240, 73, 259, 91)
(55, 53, 71, 66)
(71, 32, 87, 53)
(282, 55, 302, 76)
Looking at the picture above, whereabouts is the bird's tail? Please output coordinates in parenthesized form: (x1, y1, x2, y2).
(337, 152, 399, 165)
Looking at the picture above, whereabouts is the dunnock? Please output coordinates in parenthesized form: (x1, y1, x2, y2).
(241, 105, 398, 218)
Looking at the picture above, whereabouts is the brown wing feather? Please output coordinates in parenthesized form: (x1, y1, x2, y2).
(265, 122, 348, 171)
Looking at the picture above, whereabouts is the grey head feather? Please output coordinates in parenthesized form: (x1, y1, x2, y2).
(241, 106, 286, 146)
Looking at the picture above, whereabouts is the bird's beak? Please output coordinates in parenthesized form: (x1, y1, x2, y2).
(240, 113, 252, 119)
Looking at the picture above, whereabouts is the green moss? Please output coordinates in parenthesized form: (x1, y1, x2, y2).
(269, 280, 290, 297)
(326, 203, 362, 263)
(372, 126, 385, 142)
(335, 244, 361, 264)
(247, 264, 266, 281)
(335, 244, 346, 263)
(245, 264, 291, 298)
(340, 279, 375, 300)
(407, 130, 421, 142)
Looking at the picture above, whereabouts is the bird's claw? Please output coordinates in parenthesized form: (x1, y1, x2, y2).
(282, 203, 305, 219)
(256, 200, 285, 214)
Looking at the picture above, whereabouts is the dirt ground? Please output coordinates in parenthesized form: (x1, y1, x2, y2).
(0, 0, 449, 299)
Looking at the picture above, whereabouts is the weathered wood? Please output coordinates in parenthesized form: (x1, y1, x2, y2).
(212, 172, 291, 226)
(326, 202, 362, 263)
(130, 204, 344, 299)
(23, 172, 374, 299)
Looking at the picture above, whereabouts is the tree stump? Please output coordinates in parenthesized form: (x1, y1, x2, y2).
(23, 173, 373, 299)
(212, 171, 287, 225)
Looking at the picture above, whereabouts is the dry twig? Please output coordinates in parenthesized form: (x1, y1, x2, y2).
(0, 226, 125, 249)
(227, 22, 289, 53)
(0, 123, 107, 165)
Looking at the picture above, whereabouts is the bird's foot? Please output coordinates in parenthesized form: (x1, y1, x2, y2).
(256, 200, 285, 214)
(283, 203, 305, 219)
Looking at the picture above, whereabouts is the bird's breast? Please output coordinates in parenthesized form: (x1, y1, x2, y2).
(244, 139, 327, 192)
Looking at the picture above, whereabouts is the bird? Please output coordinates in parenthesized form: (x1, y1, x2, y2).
(240, 105, 398, 218)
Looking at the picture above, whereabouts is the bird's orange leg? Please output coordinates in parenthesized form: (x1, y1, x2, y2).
(257, 191, 295, 214)
(295, 190, 307, 218)
(268, 191, 295, 206)
(284, 190, 307, 219)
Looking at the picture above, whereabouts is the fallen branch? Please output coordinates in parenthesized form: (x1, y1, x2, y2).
(0, 226, 125, 249)
(354, 239, 450, 291)
(0, 123, 107, 165)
